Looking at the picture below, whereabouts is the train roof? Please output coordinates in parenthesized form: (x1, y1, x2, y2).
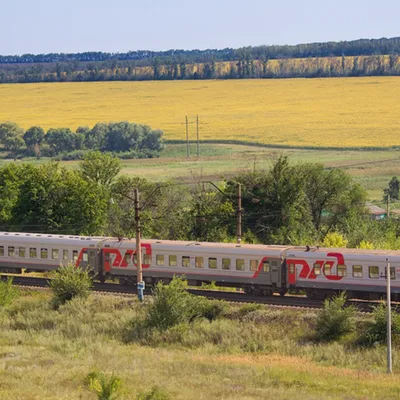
(0, 232, 106, 247)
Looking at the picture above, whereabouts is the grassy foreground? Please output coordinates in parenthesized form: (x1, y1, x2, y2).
(1, 77, 400, 148)
(1, 290, 400, 399)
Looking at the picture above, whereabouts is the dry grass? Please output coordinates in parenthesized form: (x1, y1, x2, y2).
(1, 292, 400, 399)
(1, 77, 399, 148)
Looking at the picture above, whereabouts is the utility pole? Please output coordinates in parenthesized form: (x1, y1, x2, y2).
(196, 115, 200, 157)
(386, 257, 392, 373)
(236, 183, 242, 244)
(134, 188, 144, 301)
(185, 115, 190, 158)
(387, 194, 390, 218)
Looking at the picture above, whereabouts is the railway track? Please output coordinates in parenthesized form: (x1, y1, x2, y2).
(3, 274, 378, 311)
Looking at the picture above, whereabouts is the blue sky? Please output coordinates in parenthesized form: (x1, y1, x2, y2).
(2, 0, 399, 55)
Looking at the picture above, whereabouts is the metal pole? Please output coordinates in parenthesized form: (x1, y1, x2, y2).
(387, 257, 392, 373)
(236, 183, 242, 244)
(196, 115, 200, 157)
(134, 188, 144, 301)
(185, 115, 190, 158)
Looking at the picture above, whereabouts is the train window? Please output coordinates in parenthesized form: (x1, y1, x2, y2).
(124, 252, 131, 264)
(0, 246, 3, 256)
(324, 264, 332, 276)
(209, 258, 217, 269)
(352, 265, 363, 278)
(41, 248, 48, 259)
(52, 249, 59, 259)
(63, 250, 69, 260)
(222, 258, 231, 270)
(19, 247, 25, 258)
(73, 251, 78, 261)
(82, 251, 88, 262)
(391, 267, 396, 280)
(195, 257, 204, 268)
(30, 248, 37, 258)
(369, 266, 379, 279)
(264, 262, 271, 272)
(250, 260, 258, 272)
(236, 259, 245, 271)
(169, 255, 177, 267)
(156, 255, 164, 266)
(182, 256, 190, 267)
(143, 253, 151, 265)
(313, 263, 321, 276)
(8, 246, 15, 257)
(337, 265, 347, 277)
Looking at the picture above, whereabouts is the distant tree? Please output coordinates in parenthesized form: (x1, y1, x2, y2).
(384, 176, 400, 200)
(3, 135, 25, 159)
(84, 123, 108, 150)
(45, 128, 75, 154)
(0, 122, 24, 142)
(23, 126, 45, 150)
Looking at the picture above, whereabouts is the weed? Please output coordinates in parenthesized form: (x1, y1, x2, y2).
(136, 386, 170, 400)
(0, 277, 18, 307)
(84, 370, 122, 400)
(315, 292, 356, 341)
(49, 263, 92, 308)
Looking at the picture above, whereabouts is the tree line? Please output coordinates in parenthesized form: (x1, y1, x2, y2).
(1, 53, 399, 84)
(1, 152, 400, 250)
(0, 121, 164, 160)
(2, 36, 400, 64)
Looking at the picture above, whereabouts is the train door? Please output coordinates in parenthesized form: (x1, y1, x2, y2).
(88, 249, 97, 271)
(262, 258, 281, 287)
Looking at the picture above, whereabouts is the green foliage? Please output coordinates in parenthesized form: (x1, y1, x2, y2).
(84, 370, 122, 400)
(383, 176, 400, 201)
(0, 278, 18, 307)
(359, 302, 400, 346)
(79, 151, 121, 186)
(49, 264, 92, 307)
(321, 232, 348, 248)
(316, 292, 356, 341)
(357, 240, 375, 249)
(136, 386, 170, 400)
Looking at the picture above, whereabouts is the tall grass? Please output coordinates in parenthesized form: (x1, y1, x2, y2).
(0, 277, 18, 307)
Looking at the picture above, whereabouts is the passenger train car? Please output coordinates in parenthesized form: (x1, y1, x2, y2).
(1, 231, 399, 300)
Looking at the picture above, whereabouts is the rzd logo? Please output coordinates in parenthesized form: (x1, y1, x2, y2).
(287, 252, 345, 284)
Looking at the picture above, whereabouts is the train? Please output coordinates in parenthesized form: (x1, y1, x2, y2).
(1, 231, 399, 300)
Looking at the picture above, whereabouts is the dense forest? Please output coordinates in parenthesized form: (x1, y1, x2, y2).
(1, 37, 399, 83)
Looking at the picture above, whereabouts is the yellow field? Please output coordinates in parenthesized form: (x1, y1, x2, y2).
(0, 77, 399, 147)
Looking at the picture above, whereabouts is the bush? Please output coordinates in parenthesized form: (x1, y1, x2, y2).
(84, 370, 122, 400)
(136, 386, 170, 400)
(195, 299, 227, 322)
(0, 277, 18, 307)
(359, 302, 400, 346)
(315, 292, 356, 341)
(49, 264, 92, 308)
(145, 277, 196, 331)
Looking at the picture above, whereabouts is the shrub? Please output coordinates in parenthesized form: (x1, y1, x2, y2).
(136, 386, 170, 400)
(195, 299, 227, 322)
(315, 292, 356, 341)
(0, 277, 18, 307)
(49, 263, 92, 308)
(145, 277, 195, 331)
(84, 370, 122, 400)
(359, 302, 400, 346)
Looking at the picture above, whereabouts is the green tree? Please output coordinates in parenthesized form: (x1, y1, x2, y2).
(384, 176, 400, 200)
(79, 151, 121, 187)
(0, 122, 24, 142)
(3, 135, 25, 158)
(45, 127, 75, 153)
(23, 126, 45, 149)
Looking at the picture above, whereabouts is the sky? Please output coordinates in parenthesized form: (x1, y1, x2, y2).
(2, 0, 399, 55)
